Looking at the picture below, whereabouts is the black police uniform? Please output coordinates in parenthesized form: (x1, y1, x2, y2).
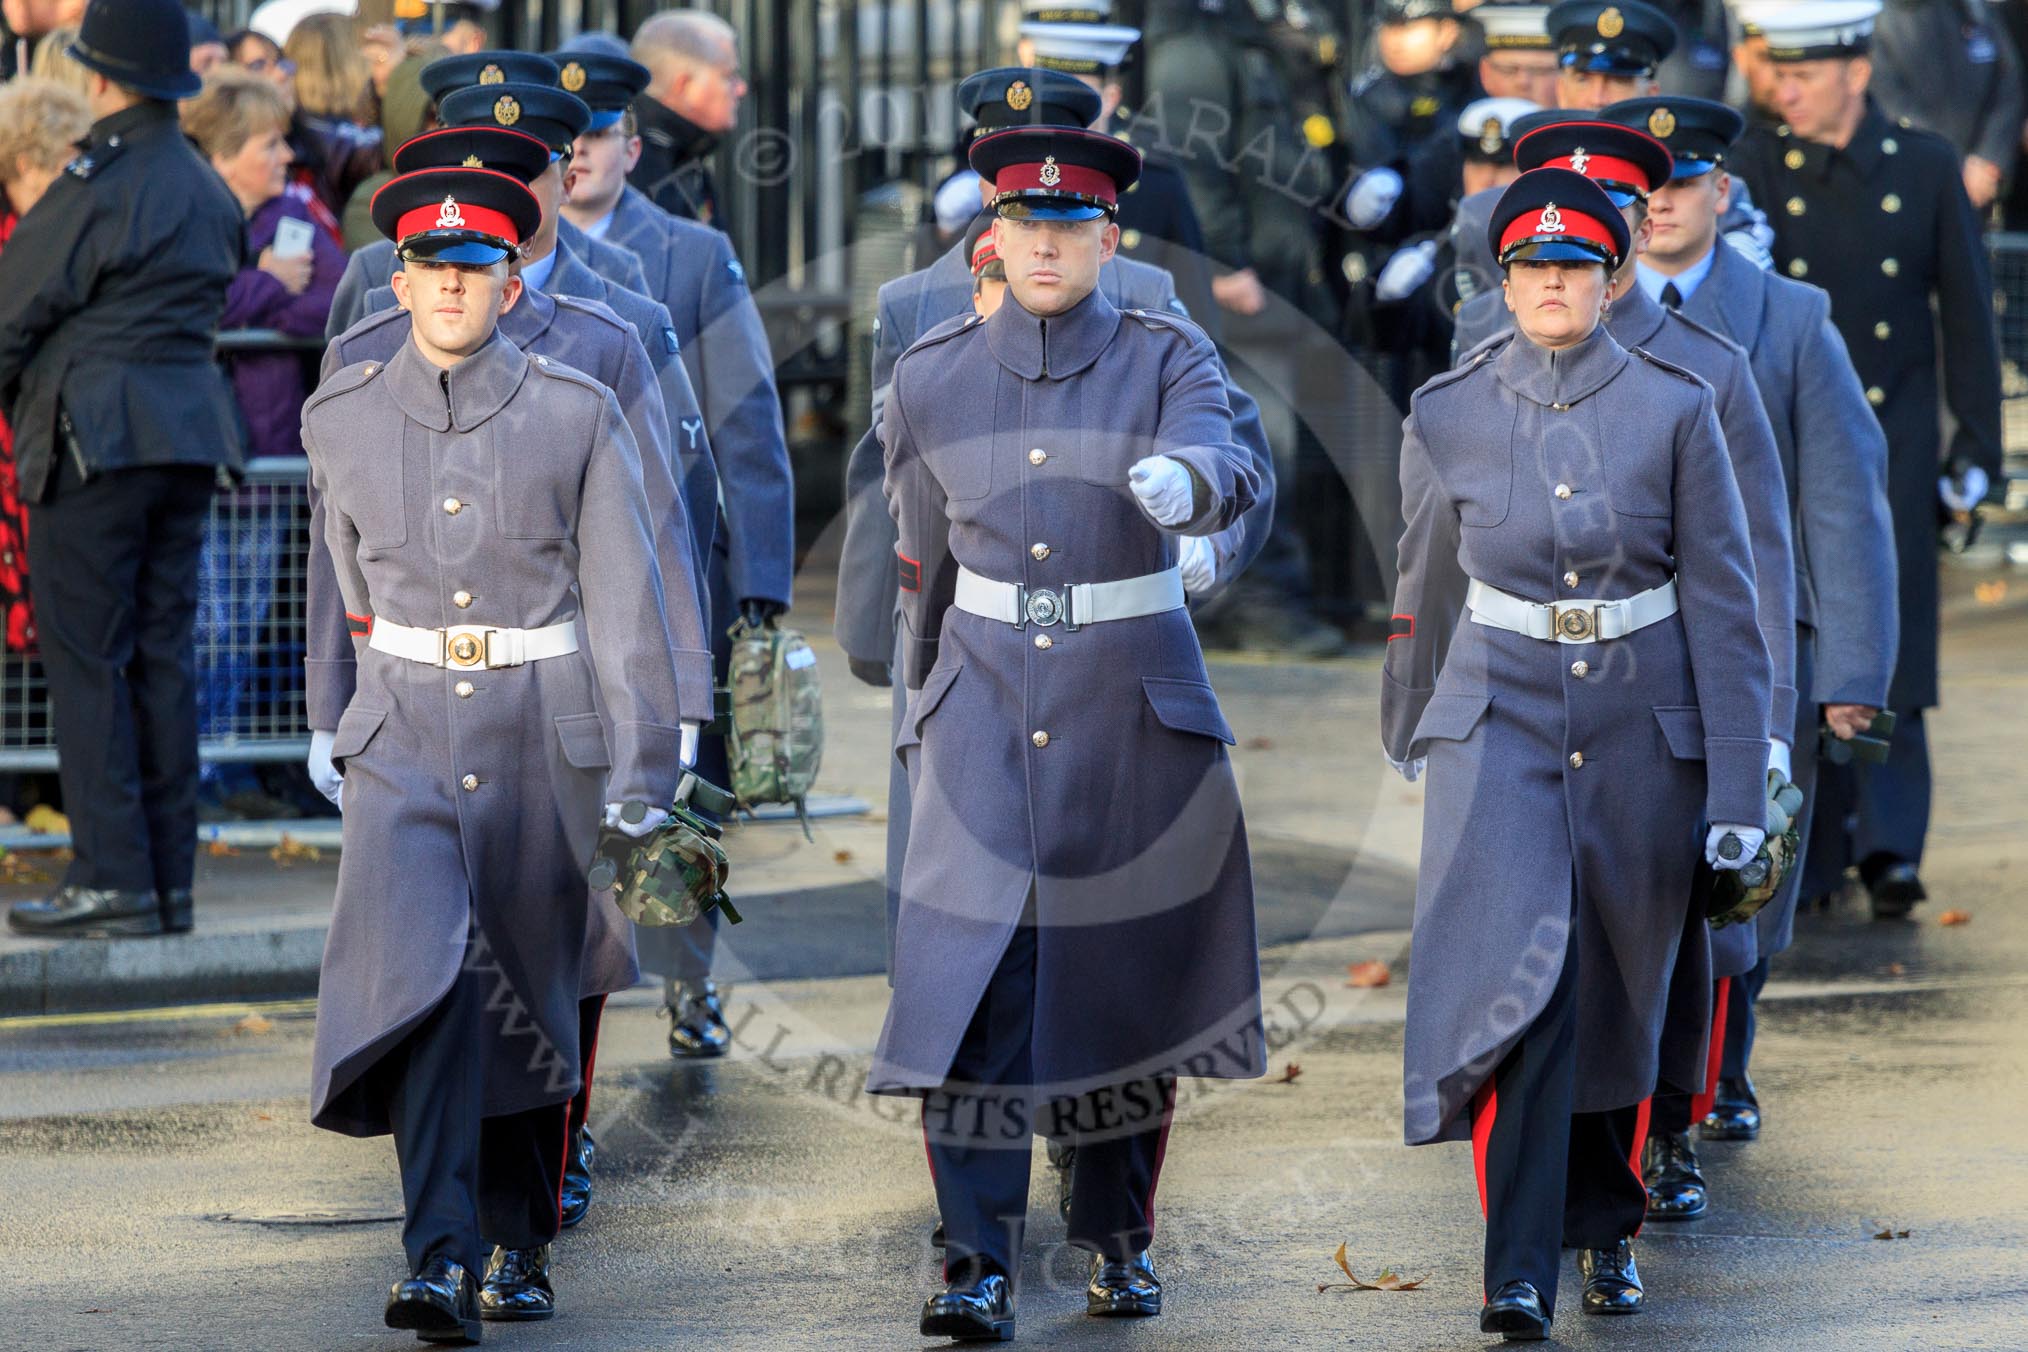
(0, 5, 243, 940)
(1731, 101, 2003, 891)
(1105, 108, 1221, 340)
(630, 98, 724, 228)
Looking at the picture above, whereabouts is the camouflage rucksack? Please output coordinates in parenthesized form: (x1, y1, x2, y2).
(588, 779, 743, 928)
(724, 617, 823, 834)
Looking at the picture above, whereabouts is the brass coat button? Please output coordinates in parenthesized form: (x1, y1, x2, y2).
(1031, 730, 1050, 748)
(443, 497, 463, 515)
(1031, 542, 1051, 561)
(1785, 196, 1805, 216)
(1563, 570, 1580, 589)
(1571, 660, 1589, 678)
(1029, 448, 1047, 465)
(1866, 386, 1885, 406)
(453, 590, 473, 608)
(1034, 634, 1053, 650)
(455, 680, 475, 698)
(1568, 752, 1585, 769)
(1874, 321, 1891, 340)
(461, 773, 479, 791)
(1882, 136, 1898, 154)
(1881, 193, 1901, 213)
(1784, 148, 1805, 170)
(1554, 483, 1573, 500)
(1881, 258, 1899, 277)
(1787, 258, 1808, 278)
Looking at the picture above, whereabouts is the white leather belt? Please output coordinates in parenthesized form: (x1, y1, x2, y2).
(368, 617, 579, 669)
(953, 565, 1185, 630)
(1467, 577, 1678, 645)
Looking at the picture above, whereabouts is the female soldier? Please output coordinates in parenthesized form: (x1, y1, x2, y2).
(1380, 167, 1772, 1340)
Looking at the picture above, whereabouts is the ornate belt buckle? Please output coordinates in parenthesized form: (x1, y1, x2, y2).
(1024, 587, 1064, 628)
(446, 630, 484, 667)
(1552, 604, 1598, 642)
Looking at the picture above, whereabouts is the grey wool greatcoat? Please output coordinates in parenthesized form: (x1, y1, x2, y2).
(1679, 240, 1898, 971)
(1382, 325, 1772, 1146)
(304, 332, 693, 1135)
(871, 286, 1265, 1096)
(835, 238, 1276, 978)
(310, 289, 716, 1004)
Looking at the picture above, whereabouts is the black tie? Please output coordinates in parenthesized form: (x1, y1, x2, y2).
(1660, 282, 1683, 309)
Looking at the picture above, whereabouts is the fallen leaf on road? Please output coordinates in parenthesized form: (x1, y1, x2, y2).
(1974, 579, 2007, 605)
(256, 1113, 273, 1122)
(233, 1014, 274, 1036)
(1347, 961, 1392, 988)
(1884, 962, 1907, 976)
(24, 804, 68, 835)
(1872, 1224, 1913, 1240)
(1318, 1243, 1428, 1292)
(206, 840, 240, 857)
(270, 835, 321, 867)
(833, 849, 854, 864)
(0, 852, 52, 885)
(1937, 910, 1971, 926)
(1245, 737, 1275, 751)
(1275, 1062, 1303, 1084)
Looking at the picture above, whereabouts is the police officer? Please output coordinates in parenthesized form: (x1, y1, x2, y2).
(1384, 168, 1771, 1339)
(304, 162, 696, 1338)
(878, 121, 1264, 1340)
(315, 120, 718, 1235)
(1018, 0, 1222, 335)
(327, 53, 655, 338)
(1343, 0, 1480, 171)
(1729, 0, 2002, 918)
(0, 0, 241, 940)
(1474, 1, 1561, 106)
(1602, 92, 1898, 1194)
(627, 8, 742, 228)
(1868, 0, 2024, 210)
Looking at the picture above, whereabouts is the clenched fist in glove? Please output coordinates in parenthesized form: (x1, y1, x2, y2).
(604, 802, 670, 838)
(1705, 824, 1767, 872)
(307, 729, 343, 808)
(1177, 534, 1216, 596)
(1129, 455, 1196, 528)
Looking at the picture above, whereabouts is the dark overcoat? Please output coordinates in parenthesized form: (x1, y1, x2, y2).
(1730, 103, 2003, 710)
(871, 286, 1265, 1096)
(304, 334, 693, 1135)
(1382, 326, 1772, 1146)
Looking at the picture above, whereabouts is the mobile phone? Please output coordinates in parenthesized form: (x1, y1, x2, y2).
(273, 216, 315, 259)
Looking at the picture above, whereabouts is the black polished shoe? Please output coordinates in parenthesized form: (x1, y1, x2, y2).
(1479, 1280, 1550, 1341)
(1085, 1249, 1161, 1317)
(158, 887, 194, 935)
(385, 1257, 482, 1343)
(666, 979, 731, 1058)
(1580, 1239, 1643, 1314)
(477, 1244, 554, 1321)
(559, 1126, 594, 1229)
(919, 1269, 1014, 1341)
(1046, 1137, 1076, 1222)
(7, 885, 162, 937)
(1699, 1076, 1762, 1141)
(1643, 1129, 1709, 1220)
(1868, 862, 1927, 920)
(930, 1220, 946, 1249)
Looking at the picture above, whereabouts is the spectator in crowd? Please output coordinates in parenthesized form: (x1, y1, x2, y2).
(339, 48, 439, 251)
(630, 8, 745, 227)
(227, 26, 293, 89)
(281, 11, 382, 220)
(189, 11, 228, 78)
(29, 25, 86, 95)
(1, 0, 82, 80)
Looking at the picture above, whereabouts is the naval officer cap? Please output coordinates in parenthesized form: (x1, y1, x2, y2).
(970, 124, 1142, 220)
(1547, 0, 1677, 76)
(957, 66, 1103, 131)
(438, 82, 592, 156)
(1600, 96, 1743, 176)
(543, 44, 651, 129)
(1458, 97, 1542, 164)
(419, 51, 561, 103)
(1379, 0, 1456, 23)
(371, 165, 541, 265)
(1514, 118, 1673, 204)
(1020, 0, 1141, 74)
(1476, 1, 1554, 49)
(1734, 0, 1879, 60)
(1490, 166, 1632, 267)
(391, 125, 554, 182)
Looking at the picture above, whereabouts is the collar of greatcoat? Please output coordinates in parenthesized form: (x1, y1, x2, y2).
(501, 282, 559, 348)
(985, 282, 1123, 379)
(1605, 273, 1668, 349)
(388, 329, 531, 432)
(1676, 238, 1766, 352)
(1493, 318, 1629, 407)
(545, 235, 606, 299)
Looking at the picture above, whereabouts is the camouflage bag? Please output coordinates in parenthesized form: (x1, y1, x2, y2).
(588, 778, 743, 927)
(724, 617, 823, 835)
(1705, 769, 1808, 931)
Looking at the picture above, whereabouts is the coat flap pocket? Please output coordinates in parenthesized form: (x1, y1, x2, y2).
(1141, 677, 1236, 745)
(329, 705, 388, 765)
(554, 712, 613, 770)
(1411, 691, 1493, 745)
(1652, 705, 1707, 760)
(897, 663, 965, 752)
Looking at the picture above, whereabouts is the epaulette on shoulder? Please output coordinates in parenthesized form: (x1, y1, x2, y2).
(901, 310, 984, 360)
(328, 305, 409, 359)
(1630, 345, 1703, 384)
(551, 293, 630, 334)
(1122, 306, 1207, 345)
(1418, 331, 1511, 401)
(62, 140, 126, 180)
(303, 358, 385, 414)
(527, 351, 604, 394)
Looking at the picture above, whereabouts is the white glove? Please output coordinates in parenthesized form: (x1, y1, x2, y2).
(1177, 534, 1217, 596)
(1705, 824, 1767, 872)
(604, 802, 671, 838)
(1938, 464, 1990, 513)
(1345, 167, 1404, 229)
(1767, 737, 1792, 784)
(307, 728, 343, 808)
(1375, 240, 1439, 303)
(1128, 455, 1196, 528)
(680, 721, 700, 769)
(1386, 753, 1426, 783)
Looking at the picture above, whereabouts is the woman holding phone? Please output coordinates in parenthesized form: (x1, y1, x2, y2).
(1380, 167, 1773, 1340)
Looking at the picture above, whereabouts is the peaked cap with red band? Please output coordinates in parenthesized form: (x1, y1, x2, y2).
(1513, 119, 1672, 206)
(1489, 167, 1631, 268)
(370, 166, 541, 265)
(969, 124, 1143, 221)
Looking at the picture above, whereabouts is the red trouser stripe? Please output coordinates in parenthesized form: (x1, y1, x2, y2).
(1689, 977, 1732, 1124)
(1625, 1096, 1654, 1240)
(1470, 1079, 1498, 1220)
(1140, 1079, 1179, 1238)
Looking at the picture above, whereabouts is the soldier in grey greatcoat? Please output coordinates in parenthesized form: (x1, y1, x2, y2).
(1601, 95, 1897, 1204)
(878, 124, 1262, 1341)
(544, 42, 800, 1055)
(308, 122, 719, 1234)
(1383, 169, 1771, 1341)
(304, 165, 697, 1339)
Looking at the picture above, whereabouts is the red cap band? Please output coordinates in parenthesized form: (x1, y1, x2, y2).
(970, 232, 1000, 273)
(1499, 204, 1619, 258)
(395, 195, 521, 247)
(1541, 151, 1651, 192)
(992, 156, 1117, 205)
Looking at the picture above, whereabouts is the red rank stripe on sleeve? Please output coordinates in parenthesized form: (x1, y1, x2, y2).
(1388, 614, 1414, 641)
(897, 552, 921, 593)
(346, 611, 373, 637)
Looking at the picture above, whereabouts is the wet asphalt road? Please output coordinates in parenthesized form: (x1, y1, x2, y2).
(3, 581, 2026, 1350)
